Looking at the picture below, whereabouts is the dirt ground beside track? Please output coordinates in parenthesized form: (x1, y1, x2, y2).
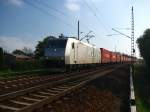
(37, 66, 130, 112)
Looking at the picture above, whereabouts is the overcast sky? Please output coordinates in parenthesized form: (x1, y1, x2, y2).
(0, 0, 150, 57)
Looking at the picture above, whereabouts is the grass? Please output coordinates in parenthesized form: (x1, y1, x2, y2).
(136, 98, 150, 112)
(0, 68, 53, 79)
(0, 69, 12, 74)
(134, 64, 150, 112)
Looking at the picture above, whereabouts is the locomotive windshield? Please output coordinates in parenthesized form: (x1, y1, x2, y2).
(44, 39, 68, 58)
(48, 39, 67, 48)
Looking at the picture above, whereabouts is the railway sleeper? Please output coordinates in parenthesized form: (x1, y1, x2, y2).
(51, 87, 67, 91)
(38, 91, 54, 96)
(45, 89, 60, 94)
(0, 104, 20, 111)
(21, 97, 41, 102)
(30, 94, 48, 98)
(9, 100, 32, 106)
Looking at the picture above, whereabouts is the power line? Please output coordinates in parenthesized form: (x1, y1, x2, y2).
(25, 0, 98, 40)
(24, 0, 76, 30)
(89, 0, 112, 30)
(114, 27, 131, 30)
(35, 0, 91, 34)
(82, 0, 110, 34)
(35, 0, 68, 18)
(42, 1, 91, 32)
(129, 0, 135, 6)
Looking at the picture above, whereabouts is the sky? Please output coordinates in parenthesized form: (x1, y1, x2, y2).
(0, 0, 150, 58)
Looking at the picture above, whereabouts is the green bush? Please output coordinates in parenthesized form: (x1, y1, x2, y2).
(137, 29, 150, 66)
(13, 59, 45, 71)
(134, 64, 150, 111)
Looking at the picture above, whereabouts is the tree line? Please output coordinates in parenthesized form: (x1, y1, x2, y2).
(137, 29, 150, 66)
(0, 36, 57, 69)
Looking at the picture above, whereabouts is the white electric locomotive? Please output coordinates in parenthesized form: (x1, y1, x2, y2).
(45, 37, 100, 70)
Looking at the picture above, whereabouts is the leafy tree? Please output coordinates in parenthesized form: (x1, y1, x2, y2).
(12, 47, 33, 57)
(12, 49, 25, 55)
(35, 36, 56, 58)
(22, 47, 34, 56)
(137, 29, 150, 66)
(0, 47, 4, 68)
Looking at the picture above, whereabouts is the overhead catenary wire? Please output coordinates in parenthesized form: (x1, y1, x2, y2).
(24, 0, 76, 30)
(82, 0, 110, 34)
(129, 0, 135, 7)
(35, 0, 68, 18)
(89, 0, 112, 30)
(35, 0, 91, 33)
(113, 27, 131, 30)
(25, 0, 101, 42)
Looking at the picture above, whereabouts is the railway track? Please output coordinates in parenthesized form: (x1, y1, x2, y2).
(0, 69, 97, 95)
(0, 64, 126, 112)
(0, 65, 113, 95)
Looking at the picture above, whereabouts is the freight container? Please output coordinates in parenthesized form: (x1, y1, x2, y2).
(100, 48, 111, 64)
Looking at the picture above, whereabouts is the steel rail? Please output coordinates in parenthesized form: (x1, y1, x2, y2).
(0, 66, 107, 102)
(0, 64, 126, 112)
(0, 68, 98, 95)
(0, 65, 112, 96)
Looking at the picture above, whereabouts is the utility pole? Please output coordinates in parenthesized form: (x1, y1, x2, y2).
(78, 20, 80, 40)
(111, 6, 135, 64)
(131, 6, 135, 63)
(130, 7, 137, 112)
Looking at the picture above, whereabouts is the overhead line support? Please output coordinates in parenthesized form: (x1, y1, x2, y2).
(131, 6, 135, 62)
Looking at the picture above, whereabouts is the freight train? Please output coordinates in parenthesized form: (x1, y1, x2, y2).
(44, 37, 135, 70)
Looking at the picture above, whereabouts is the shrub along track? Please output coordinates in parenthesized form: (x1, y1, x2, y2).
(0, 64, 125, 112)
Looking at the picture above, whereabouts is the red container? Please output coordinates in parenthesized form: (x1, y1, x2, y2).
(124, 55, 128, 62)
(121, 54, 126, 62)
(110, 52, 117, 63)
(127, 55, 131, 62)
(100, 48, 111, 64)
(120, 54, 123, 62)
(116, 53, 121, 63)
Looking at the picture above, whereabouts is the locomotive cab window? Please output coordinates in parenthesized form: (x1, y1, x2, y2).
(72, 43, 75, 49)
(47, 39, 67, 48)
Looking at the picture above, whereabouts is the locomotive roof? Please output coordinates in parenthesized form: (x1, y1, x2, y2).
(48, 37, 97, 48)
(68, 37, 97, 48)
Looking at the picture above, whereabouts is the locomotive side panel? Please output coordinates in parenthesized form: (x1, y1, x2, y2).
(93, 47, 101, 64)
(75, 41, 100, 64)
(65, 38, 78, 65)
(77, 42, 92, 64)
(65, 38, 100, 65)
